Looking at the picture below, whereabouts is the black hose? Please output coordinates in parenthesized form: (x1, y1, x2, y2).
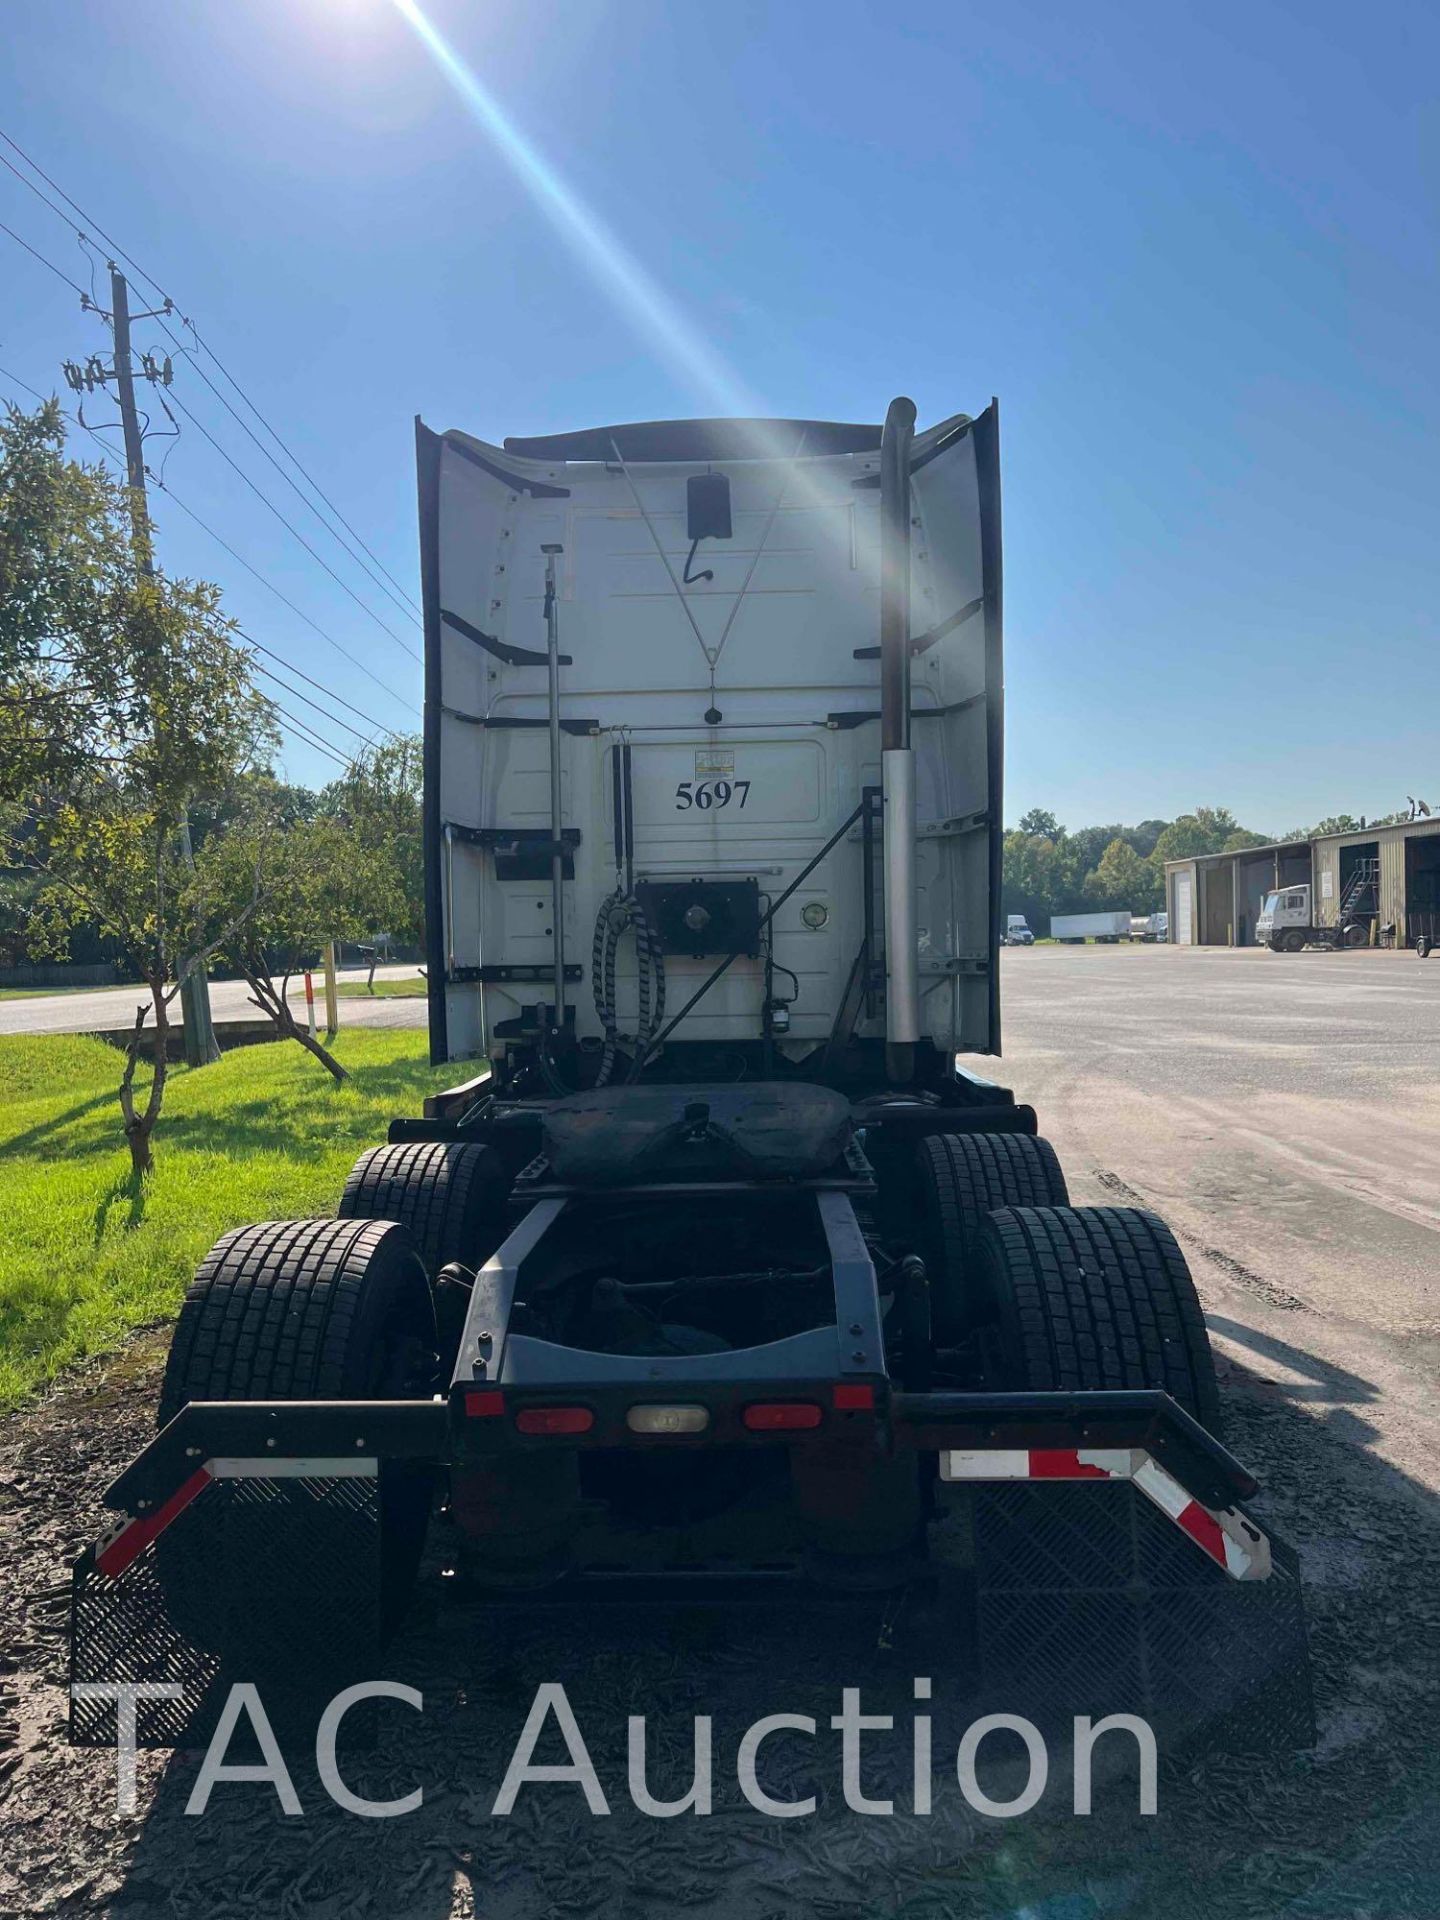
(590, 888, 666, 1086)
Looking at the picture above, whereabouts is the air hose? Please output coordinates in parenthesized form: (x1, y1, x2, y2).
(591, 887, 666, 1085)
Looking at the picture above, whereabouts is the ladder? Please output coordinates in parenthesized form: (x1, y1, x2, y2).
(1337, 856, 1380, 927)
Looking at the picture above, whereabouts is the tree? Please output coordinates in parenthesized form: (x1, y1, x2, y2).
(204, 812, 407, 1081)
(2, 403, 270, 1174)
(1018, 807, 1060, 839)
(1128, 819, 1169, 858)
(318, 734, 423, 953)
(1085, 836, 1156, 910)
(1003, 827, 1068, 927)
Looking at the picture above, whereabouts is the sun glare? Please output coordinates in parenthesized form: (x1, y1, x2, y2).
(387, 0, 761, 418)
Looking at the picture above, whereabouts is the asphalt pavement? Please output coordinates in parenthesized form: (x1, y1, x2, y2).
(0, 964, 428, 1036)
(980, 941, 1440, 1500)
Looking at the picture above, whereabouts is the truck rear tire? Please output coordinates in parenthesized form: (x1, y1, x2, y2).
(159, 1217, 438, 1628)
(916, 1133, 1069, 1344)
(339, 1141, 508, 1278)
(978, 1204, 1222, 1432)
(1282, 930, 1306, 953)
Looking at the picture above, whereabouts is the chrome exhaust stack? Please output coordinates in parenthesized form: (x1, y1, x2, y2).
(879, 396, 919, 1081)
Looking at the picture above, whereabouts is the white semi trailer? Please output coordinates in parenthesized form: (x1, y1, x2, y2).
(69, 398, 1311, 1759)
(1050, 909, 1133, 943)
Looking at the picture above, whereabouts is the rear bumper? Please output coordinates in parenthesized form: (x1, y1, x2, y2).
(72, 1385, 1314, 1754)
(97, 1386, 1264, 1581)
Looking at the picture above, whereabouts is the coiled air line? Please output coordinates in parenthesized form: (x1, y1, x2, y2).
(591, 740, 666, 1085)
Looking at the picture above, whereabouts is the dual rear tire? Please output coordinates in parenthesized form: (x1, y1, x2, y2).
(158, 1216, 439, 1633)
(914, 1130, 1219, 1428)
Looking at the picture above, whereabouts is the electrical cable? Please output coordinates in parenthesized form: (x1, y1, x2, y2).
(147, 470, 416, 707)
(589, 739, 665, 1084)
(150, 338, 421, 629)
(0, 125, 424, 621)
(234, 629, 403, 740)
(1, 365, 407, 762)
(0, 217, 86, 296)
(250, 661, 379, 747)
(164, 390, 421, 660)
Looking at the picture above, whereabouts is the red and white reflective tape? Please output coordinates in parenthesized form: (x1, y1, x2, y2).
(92, 1456, 377, 1580)
(939, 1447, 1271, 1581)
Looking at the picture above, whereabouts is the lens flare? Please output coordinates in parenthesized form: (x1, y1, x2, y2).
(389, 0, 759, 415)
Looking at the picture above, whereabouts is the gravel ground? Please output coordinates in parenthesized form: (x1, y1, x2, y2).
(5, 945, 1440, 1916)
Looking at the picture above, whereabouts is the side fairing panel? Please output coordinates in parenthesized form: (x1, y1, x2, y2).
(908, 402, 1003, 1055)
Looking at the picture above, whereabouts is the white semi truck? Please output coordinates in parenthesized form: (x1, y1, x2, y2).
(69, 397, 1311, 1758)
(1256, 874, 1376, 952)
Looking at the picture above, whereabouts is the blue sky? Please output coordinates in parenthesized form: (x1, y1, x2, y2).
(2, 0, 1434, 832)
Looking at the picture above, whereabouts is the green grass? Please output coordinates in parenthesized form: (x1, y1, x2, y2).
(0, 983, 123, 1000)
(0, 1029, 454, 1409)
(334, 976, 428, 1000)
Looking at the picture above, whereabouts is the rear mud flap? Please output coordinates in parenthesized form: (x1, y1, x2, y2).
(942, 1482, 1314, 1753)
(70, 1472, 381, 1749)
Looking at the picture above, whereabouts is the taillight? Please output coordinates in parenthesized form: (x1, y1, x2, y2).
(515, 1406, 594, 1436)
(463, 1389, 505, 1418)
(833, 1383, 875, 1411)
(626, 1405, 710, 1435)
(742, 1402, 823, 1432)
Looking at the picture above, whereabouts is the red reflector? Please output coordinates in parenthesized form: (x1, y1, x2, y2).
(833, 1383, 875, 1411)
(516, 1406, 594, 1436)
(464, 1389, 505, 1418)
(742, 1402, 823, 1432)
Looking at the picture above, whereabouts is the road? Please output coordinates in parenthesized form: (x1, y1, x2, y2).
(982, 942, 1440, 1499)
(0, 964, 428, 1035)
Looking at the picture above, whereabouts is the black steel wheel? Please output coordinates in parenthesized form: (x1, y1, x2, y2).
(1418, 935, 1433, 960)
(915, 1132, 1069, 1344)
(978, 1204, 1222, 1432)
(339, 1140, 508, 1278)
(160, 1217, 438, 1629)
(1282, 930, 1307, 953)
(1343, 922, 1370, 949)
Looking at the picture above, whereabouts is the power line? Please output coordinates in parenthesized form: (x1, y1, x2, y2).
(0, 216, 86, 296)
(154, 338, 422, 628)
(250, 658, 379, 747)
(1, 367, 351, 776)
(234, 630, 404, 741)
(5, 132, 419, 641)
(147, 470, 417, 706)
(164, 387, 421, 661)
(255, 693, 354, 771)
(1, 364, 411, 757)
(0, 124, 424, 621)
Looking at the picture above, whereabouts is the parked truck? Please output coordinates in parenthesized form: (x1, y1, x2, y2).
(1050, 909, 1133, 943)
(1257, 873, 1375, 952)
(1004, 913, 1035, 945)
(69, 397, 1311, 1757)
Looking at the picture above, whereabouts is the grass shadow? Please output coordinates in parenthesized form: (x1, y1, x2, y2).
(0, 1090, 120, 1161)
(92, 1169, 148, 1243)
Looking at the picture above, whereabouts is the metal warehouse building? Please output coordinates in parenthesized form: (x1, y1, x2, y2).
(1166, 817, 1440, 949)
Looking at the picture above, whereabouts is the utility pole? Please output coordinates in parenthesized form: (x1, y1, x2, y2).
(69, 269, 220, 1066)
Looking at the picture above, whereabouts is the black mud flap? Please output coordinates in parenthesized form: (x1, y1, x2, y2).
(70, 1470, 382, 1749)
(957, 1480, 1313, 1753)
(893, 1390, 1316, 1754)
